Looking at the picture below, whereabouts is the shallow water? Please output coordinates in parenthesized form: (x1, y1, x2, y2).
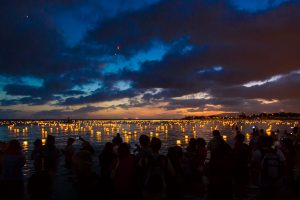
(0, 119, 298, 179)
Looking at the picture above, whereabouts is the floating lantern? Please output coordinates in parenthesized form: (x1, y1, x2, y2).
(246, 133, 250, 139)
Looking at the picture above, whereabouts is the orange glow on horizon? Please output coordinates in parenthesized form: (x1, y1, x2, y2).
(92, 106, 227, 119)
(2, 102, 229, 119)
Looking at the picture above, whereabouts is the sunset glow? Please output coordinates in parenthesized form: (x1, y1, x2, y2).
(1, 0, 300, 119)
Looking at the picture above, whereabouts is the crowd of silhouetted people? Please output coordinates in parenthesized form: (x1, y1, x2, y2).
(0, 126, 300, 200)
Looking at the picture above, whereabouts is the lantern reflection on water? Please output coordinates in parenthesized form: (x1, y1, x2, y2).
(23, 141, 28, 146)
(1, 119, 297, 157)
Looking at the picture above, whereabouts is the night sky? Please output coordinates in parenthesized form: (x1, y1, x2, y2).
(1, 0, 300, 119)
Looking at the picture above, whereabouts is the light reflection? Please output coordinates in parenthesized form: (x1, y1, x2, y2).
(23, 141, 28, 146)
(1, 119, 298, 155)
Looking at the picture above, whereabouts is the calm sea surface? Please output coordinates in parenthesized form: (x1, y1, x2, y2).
(0, 119, 298, 180)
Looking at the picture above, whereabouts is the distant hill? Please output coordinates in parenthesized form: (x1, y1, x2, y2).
(182, 112, 300, 120)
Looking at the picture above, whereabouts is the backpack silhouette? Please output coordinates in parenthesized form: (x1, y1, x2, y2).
(261, 149, 282, 183)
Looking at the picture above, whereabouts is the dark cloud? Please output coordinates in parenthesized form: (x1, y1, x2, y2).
(163, 97, 287, 114)
(212, 72, 300, 100)
(32, 105, 106, 119)
(158, 72, 300, 113)
(84, 0, 300, 113)
(1, 77, 87, 105)
(61, 87, 139, 105)
(0, 99, 19, 106)
(115, 96, 158, 109)
(0, 0, 100, 94)
(1, 0, 300, 117)
(4, 84, 41, 97)
(86, 0, 300, 82)
(61, 90, 86, 96)
(0, 2, 71, 76)
(46, 0, 300, 111)
(0, 109, 25, 119)
(72, 105, 105, 113)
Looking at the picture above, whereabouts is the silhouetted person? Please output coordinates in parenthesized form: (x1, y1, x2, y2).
(31, 139, 43, 172)
(136, 134, 151, 159)
(79, 137, 95, 154)
(250, 127, 260, 152)
(135, 135, 152, 199)
(186, 138, 197, 153)
(99, 142, 115, 178)
(194, 137, 208, 197)
(112, 133, 123, 153)
(43, 135, 60, 176)
(207, 130, 233, 200)
(28, 170, 53, 200)
(112, 142, 136, 200)
(207, 130, 224, 153)
(0, 141, 7, 175)
(259, 129, 265, 136)
(0, 140, 26, 200)
(142, 137, 174, 200)
(196, 138, 207, 168)
(251, 136, 285, 200)
(73, 150, 100, 200)
(99, 142, 116, 200)
(185, 138, 201, 195)
(64, 137, 75, 169)
(279, 137, 296, 198)
(167, 146, 184, 200)
(232, 133, 250, 200)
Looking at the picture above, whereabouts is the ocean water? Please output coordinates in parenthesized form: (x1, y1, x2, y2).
(0, 119, 297, 178)
(0, 119, 298, 200)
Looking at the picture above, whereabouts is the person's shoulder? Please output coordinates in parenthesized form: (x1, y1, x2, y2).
(221, 140, 232, 150)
